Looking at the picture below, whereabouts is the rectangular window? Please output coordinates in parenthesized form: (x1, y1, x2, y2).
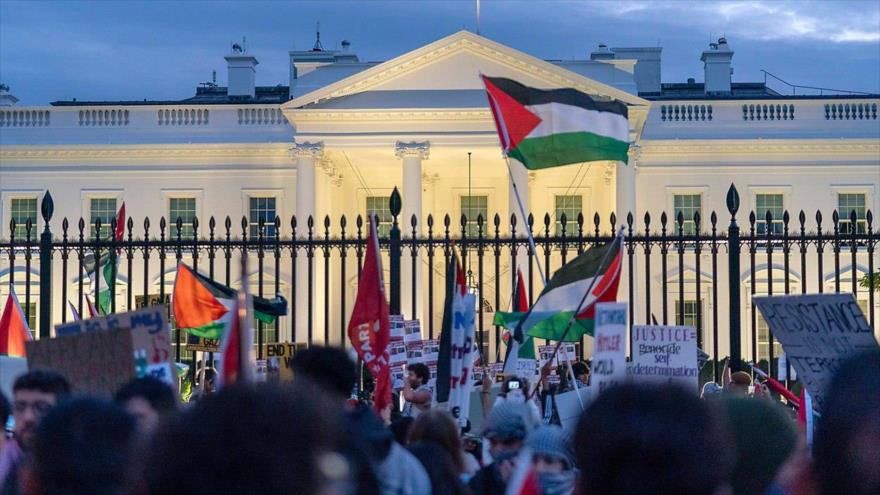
(756, 313, 783, 363)
(248, 197, 277, 240)
(89, 198, 117, 239)
(169, 198, 197, 239)
(837, 193, 867, 234)
(755, 194, 784, 235)
(366, 196, 393, 237)
(461, 195, 488, 238)
(555, 195, 582, 235)
(10, 198, 37, 242)
(673, 194, 701, 235)
(674, 300, 701, 328)
(22, 301, 36, 332)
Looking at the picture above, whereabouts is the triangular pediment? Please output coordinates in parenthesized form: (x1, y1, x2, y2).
(283, 30, 649, 110)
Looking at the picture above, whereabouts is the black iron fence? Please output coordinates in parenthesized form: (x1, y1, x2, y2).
(1, 185, 877, 384)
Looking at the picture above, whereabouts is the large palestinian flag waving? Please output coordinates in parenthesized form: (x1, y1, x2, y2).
(172, 263, 287, 339)
(481, 75, 629, 169)
(517, 235, 623, 342)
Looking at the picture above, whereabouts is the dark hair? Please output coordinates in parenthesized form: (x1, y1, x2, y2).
(575, 384, 731, 495)
(408, 363, 430, 385)
(13, 370, 71, 398)
(291, 346, 357, 398)
(145, 383, 341, 495)
(114, 377, 177, 414)
(0, 391, 9, 425)
(408, 441, 470, 495)
(31, 398, 137, 495)
(502, 375, 529, 394)
(409, 409, 465, 473)
(389, 416, 415, 446)
(572, 362, 589, 376)
(814, 350, 880, 495)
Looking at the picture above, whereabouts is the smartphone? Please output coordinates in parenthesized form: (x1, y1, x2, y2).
(508, 380, 521, 390)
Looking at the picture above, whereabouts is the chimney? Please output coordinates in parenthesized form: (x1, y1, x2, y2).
(610, 47, 662, 93)
(0, 84, 18, 106)
(225, 43, 259, 98)
(701, 37, 733, 94)
(590, 43, 614, 61)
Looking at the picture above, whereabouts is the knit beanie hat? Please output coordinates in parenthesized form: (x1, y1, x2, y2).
(483, 401, 533, 441)
(525, 425, 575, 470)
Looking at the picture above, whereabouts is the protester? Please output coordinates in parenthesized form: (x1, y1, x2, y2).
(291, 346, 358, 403)
(23, 398, 137, 495)
(525, 425, 577, 495)
(0, 370, 70, 495)
(389, 416, 414, 446)
(719, 397, 797, 495)
(728, 371, 753, 396)
(575, 383, 732, 495)
(468, 401, 535, 495)
(145, 382, 345, 495)
(408, 409, 479, 478)
(481, 375, 541, 423)
(701, 381, 723, 399)
(113, 377, 176, 435)
(407, 442, 471, 495)
(813, 350, 880, 495)
(401, 363, 432, 419)
(558, 361, 590, 391)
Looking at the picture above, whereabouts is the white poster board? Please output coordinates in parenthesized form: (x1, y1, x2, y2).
(754, 293, 878, 410)
(592, 303, 628, 394)
(556, 386, 592, 434)
(632, 325, 699, 391)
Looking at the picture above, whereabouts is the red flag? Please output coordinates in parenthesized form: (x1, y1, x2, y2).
(218, 296, 248, 388)
(513, 269, 528, 312)
(115, 203, 126, 243)
(0, 288, 33, 357)
(347, 217, 391, 414)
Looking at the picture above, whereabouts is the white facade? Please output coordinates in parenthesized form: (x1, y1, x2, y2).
(1, 31, 878, 362)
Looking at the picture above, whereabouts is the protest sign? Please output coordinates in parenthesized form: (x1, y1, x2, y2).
(556, 387, 592, 434)
(592, 303, 628, 394)
(389, 341, 407, 366)
(390, 315, 405, 342)
(0, 356, 28, 398)
(391, 364, 406, 391)
(404, 319, 421, 343)
(187, 335, 220, 353)
(754, 293, 877, 410)
(406, 340, 425, 363)
(262, 342, 305, 382)
(777, 352, 796, 381)
(448, 292, 476, 427)
(632, 325, 699, 391)
(423, 339, 440, 362)
(30, 306, 176, 396)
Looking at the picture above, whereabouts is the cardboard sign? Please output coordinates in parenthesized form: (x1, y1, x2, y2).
(187, 336, 220, 353)
(556, 387, 592, 434)
(632, 325, 699, 391)
(263, 342, 305, 383)
(754, 293, 878, 410)
(31, 306, 176, 396)
(592, 303, 628, 394)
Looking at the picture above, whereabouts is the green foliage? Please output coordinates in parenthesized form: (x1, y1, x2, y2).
(859, 271, 880, 292)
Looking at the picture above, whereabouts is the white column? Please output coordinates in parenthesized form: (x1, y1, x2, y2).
(291, 141, 323, 344)
(615, 145, 639, 224)
(395, 141, 429, 323)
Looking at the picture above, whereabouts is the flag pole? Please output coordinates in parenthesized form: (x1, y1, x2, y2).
(504, 156, 547, 286)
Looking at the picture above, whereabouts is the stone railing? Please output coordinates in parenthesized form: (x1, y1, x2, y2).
(78, 108, 130, 126)
(238, 107, 287, 125)
(742, 103, 795, 121)
(157, 108, 209, 126)
(0, 109, 51, 127)
(660, 104, 713, 122)
(825, 102, 878, 120)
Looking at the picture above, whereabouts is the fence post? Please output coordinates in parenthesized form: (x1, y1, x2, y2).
(389, 187, 402, 315)
(726, 184, 742, 371)
(39, 191, 53, 339)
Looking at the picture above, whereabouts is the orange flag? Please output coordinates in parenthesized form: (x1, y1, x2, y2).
(0, 288, 34, 357)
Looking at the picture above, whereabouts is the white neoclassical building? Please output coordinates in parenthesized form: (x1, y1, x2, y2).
(1, 31, 878, 363)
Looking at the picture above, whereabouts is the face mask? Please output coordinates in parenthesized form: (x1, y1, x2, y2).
(538, 470, 576, 495)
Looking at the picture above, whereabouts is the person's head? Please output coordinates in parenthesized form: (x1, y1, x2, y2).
(575, 383, 731, 495)
(526, 425, 575, 474)
(291, 346, 357, 400)
(114, 377, 177, 434)
(12, 370, 70, 451)
(571, 362, 590, 384)
(25, 398, 137, 495)
(701, 381, 723, 399)
(728, 371, 752, 396)
(501, 375, 529, 401)
(407, 441, 469, 495)
(145, 382, 343, 494)
(201, 368, 217, 394)
(407, 363, 430, 388)
(814, 350, 880, 495)
(720, 397, 797, 495)
(409, 409, 465, 473)
(389, 416, 415, 446)
(483, 401, 534, 458)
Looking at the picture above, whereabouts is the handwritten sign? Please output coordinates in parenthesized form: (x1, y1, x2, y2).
(632, 325, 699, 391)
(593, 303, 628, 394)
(263, 342, 305, 382)
(754, 293, 877, 410)
(448, 292, 476, 427)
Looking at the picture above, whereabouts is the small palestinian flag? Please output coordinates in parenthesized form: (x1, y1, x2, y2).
(172, 263, 287, 339)
(482, 75, 629, 169)
(496, 269, 536, 376)
(0, 288, 33, 357)
(84, 203, 125, 315)
(518, 235, 623, 342)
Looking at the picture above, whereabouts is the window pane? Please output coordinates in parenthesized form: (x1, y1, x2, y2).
(10, 198, 37, 241)
(248, 196, 277, 239)
(366, 196, 393, 237)
(674, 300, 701, 328)
(461, 195, 488, 238)
(169, 197, 197, 238)
(837, 193, 867, 234)
(555, 195, 582, 235)
(90, 198, 117, 239)
(756, 194, 784, 235)
(673, 194, 701, 235)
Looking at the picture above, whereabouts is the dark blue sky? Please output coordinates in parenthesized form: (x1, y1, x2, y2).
(1, 0, 878, 105)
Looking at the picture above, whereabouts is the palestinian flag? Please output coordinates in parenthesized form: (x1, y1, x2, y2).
(172, 263, 287, 339)
(517, 235, 623, 342)
(85, 203, 125, 315)
(482, 75, 629, 169)
(0, 288, 33, 357)
(435, 251, 468, 404)
(496, 269, 536, 376)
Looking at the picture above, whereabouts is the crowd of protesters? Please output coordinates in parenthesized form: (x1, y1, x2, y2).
(0, 347, 877, 495)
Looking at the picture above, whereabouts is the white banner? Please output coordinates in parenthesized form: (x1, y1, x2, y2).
(593, 303, 628, 394)
(632, 325, 699, 391)
(448, 292, 476, 427)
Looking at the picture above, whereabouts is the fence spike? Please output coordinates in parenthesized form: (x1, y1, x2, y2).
(726, 183, 740, 217)
(41, 191, 54, 224)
